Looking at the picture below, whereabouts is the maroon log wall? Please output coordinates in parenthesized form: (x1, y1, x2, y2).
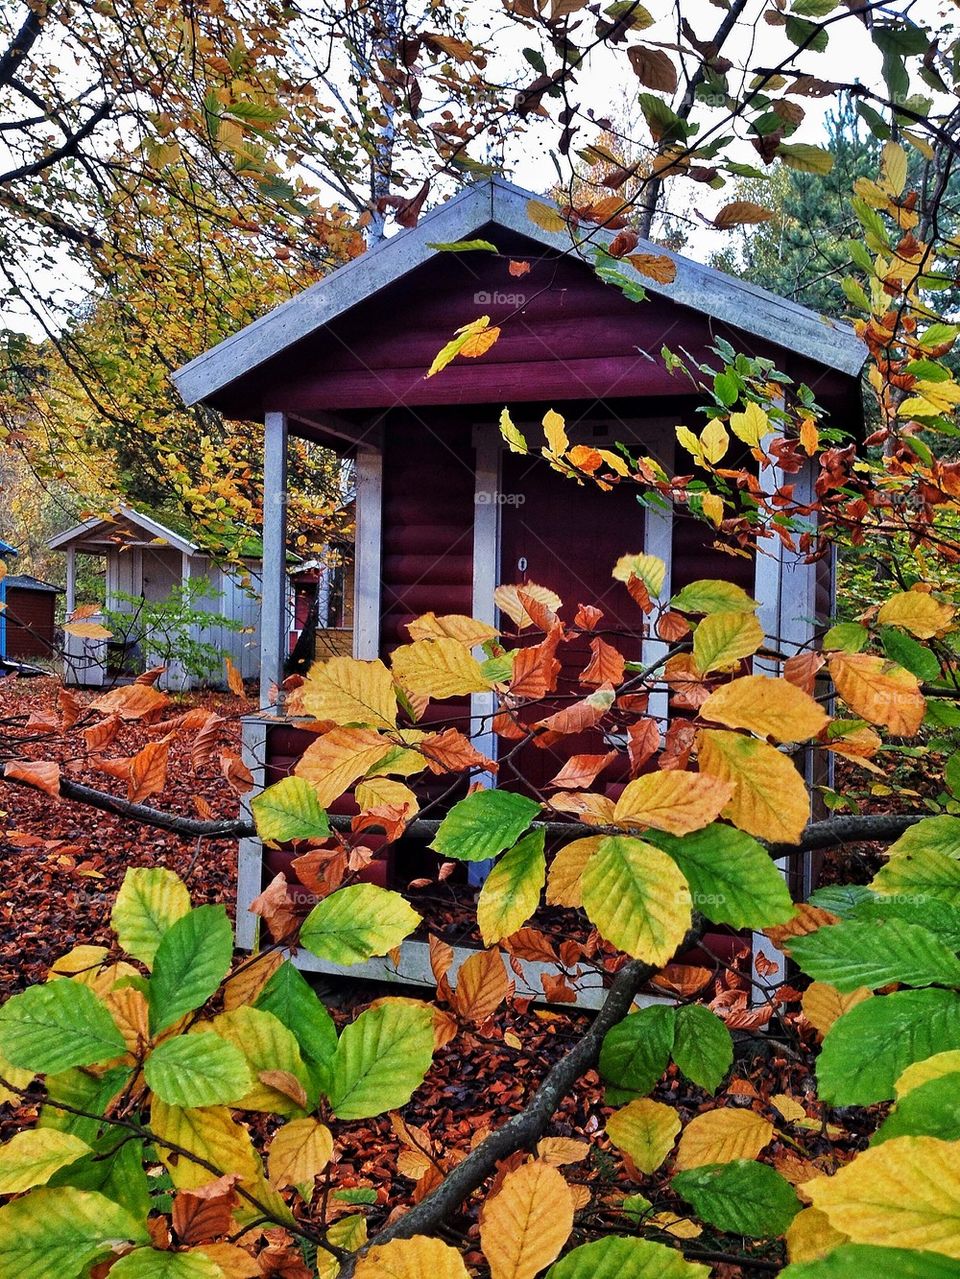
(5, 587, 56, 659)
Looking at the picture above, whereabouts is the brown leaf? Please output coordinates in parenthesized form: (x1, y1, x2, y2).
(503, 928, 558, 964)
(259, 1069, 308, 1109)
(607, 228, 639, 258)
(135, 665, 167, 685)
(83, 714, 121, 752)
(784, 650, 825, 695)
(58, 687, 84, 731)
(547, 752, 616, 790)
(225, 656, 245, 696)
(421, 727, 497, 775)
(220, 750, 254, 796)
(650, 963, 712, 998)
(580, 637, 625, 686)
(453, 949, 512, 1022)
(509, 259, 532, 277)
(4, 759, 60, 798)
(191, 714, 225, 770)
(25, 711, 60, 734)
(627, 44, 678, 92)
(249, 873, 302, 944)
(764, 903, 838, 950)
(172, 1173, 240, 1245)
(127, 740, 170, 803)
(511, 627, 563, 699)
(541, 972, 578, 1003)
(89, 683, 171, 720)
(573, 603, 603, 630)
(712, 200, 775, 230)
(626, 252, 678, 284)
(627, 718, 660, 775)
(657, 610, 692, 642)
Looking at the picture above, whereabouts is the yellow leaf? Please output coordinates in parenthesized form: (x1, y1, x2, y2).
(876, 591, 954, 639)
(693, 611, 764, 673)
(355, 776, 419, 815)
(611, 553, 666, 597)
(675, 1108, 774, 1170)
(896, 1050, 960, 1098)
(700, 675, 829, 742)
(545, 836, 602, 908)
(702, 492, 724, 527)
(406, 612, 499, 647)
(806, 1136, 960, 1257)
(700, 417, 729, 465)
(355, 1236, 470, 1279)
(613, 771, 733, 836)
(151, 1101, 258, 1191)
(392, 638, 491, 698)
(676, 424, 706, 466)
(294, 726, 392, 808)
(882, 140, 908, 197)
(494, 582, 562, 629)
(645, 1211, 702, 1238)
(268, 1118, 333, 1188)
(801, 982, 872, 1040)
(542, 409, 568, 456)
(480, 1159, 574, 1279)
(828, 652, 925, 736)
(698, 728, 810, 844)
(626, 252, 677, 283)
(63, 621, 112, 640)
(427, 316, 500, 378)
(728, 401, 769, 448)
(786, 1207, 848, 1263)
(499, 407, 527, 455)
(207, 1006, 311, 1115)
(527, 199, 567, 234)
(713, 200, 775, 229)
(799, 417, 820, 456)
(0, 1129, 91, 1193)
(301, 655, 397, 728)
(771, 1094, 807, 1124)
(0, 1050, 31, 1107)
(535, 1137, 590, 1166)
(580, 835, 691, 965)
(477, 834, 545, 947)
(606, 1099, 680, 1173)
(316, 1218, 369, 1279)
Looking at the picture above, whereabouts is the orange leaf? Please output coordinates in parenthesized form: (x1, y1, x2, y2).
(511, 628, 563, 699)
(784, 650, 825, 695)
(172, 1174, 240, 1245)
(503, 927, 558, 963)
(58, 687, 84, 731)
(547, 751, 616, 790)
(580, 636, 625, 686)
(225, 656, 245, 696)
(828, 652, 925, 735)
(127, 740, 170, 803)
(452, 949, 512, 1023)
(657, 610, 692, 642)
(89, 684, 171, 721)
(83, 714, 121, 753)
(4, 759, 61, 798)
(480, 1160, 573, 1279)
(191, 714, 225, 770)
(220, 751, 254, 796)
(627, 718, 660, 774)
(509, 259, 531, 277)
(421, 728, 497, 775)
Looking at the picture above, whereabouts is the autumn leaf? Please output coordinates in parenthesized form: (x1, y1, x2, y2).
(301, 655, 397, 729)
(580, 636, 625, 686)
(294, 726, 392, 807)
(406, 612, 499, 646)
(172, 1173, 240, 1245)
(127, 740, 170, 803)
(63, 621, 113, 640)
(547, 752, 616, 790)
(699, 675, 829, 741)
(698, 728, 810, 844)
(267, 1118, 333, 1189)
(626, 252, 677, 283)
(480, 1159, 573, 1279)
(801, 982, 872, 1040)
(581, 835, 691, 965)
(392, 638, 491, 699)
(3, 760, 60, 798)
(606, 1099, 680, 1174)
(224, 656, 245, 695)
(675, 1108, 774, 1170)
(452, 949, 512, 1022)
(89, 683, 170, 720)
(828, 652, 925, 736)
(427, 315, 501, 378)
(876, 590, 954, 639)
(494, 582, 562, 630)
(692, 610, 764, 673)
(355, 1236, 470, 1279)
(712, 200, 774, 229)
(613, 770, 734, 836)
(545, 836, 602, 908)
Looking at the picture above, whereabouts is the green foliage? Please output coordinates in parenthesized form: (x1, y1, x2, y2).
(546, 1236, 709, 1277)
(872, 1073, 960, 1144)
(326, 1001, 435, 1120)
(599, 1006, 676, 1097)
(0, 1186, 148, 1279)
(148, 905, 234, 1034)
(430, 788, 540, 861)
(251, 776, 331, 843)
(671, 1161, 801, 1237)
(143, 1032, 252, 1107)
(300, 884, 420, 965)
(649, 826, 795, 929)
(0, 981, 126, 1074)
(788, 919, 960, 992)
(781, 1246, 960, 1278)
(103, 582, 245, 683)
(672, 1006, 733, 1093)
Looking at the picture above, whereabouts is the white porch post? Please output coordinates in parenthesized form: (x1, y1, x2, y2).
(469, 424, 503, 888)
(353, 443, 383, 660)
(65, 547, 76, 615)
(641, 428, 675, 728)
(260, 410, 289, 710)
(751, 447, 820, 999)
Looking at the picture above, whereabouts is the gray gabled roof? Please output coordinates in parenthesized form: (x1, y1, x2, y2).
(173, 175, 867, 409)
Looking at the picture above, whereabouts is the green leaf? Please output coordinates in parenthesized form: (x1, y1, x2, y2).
(477, 829, 546, 946)
(426, 239, 498, 252)
(880, 627, 940, 682)
(841, 276, 870, 312)
(672, 1160, 800, 1237)
(872, 1072, 960, 1144)
(818, 988, 960, 1104)
(144, 1031, 252, 1107)
(0, 1130, 90, 1194)
(777, 141, 834, 173)
(784, 15, 829, 51)
(47, 1131, 150, 1225)
(109, 1250, 223, 1278)
(0, 980, 126, 1074)
(781, 1245, 960, 1278)
(871, 817, 960, 907)
(599, 1006, 676, 1096)
(546, 1235, 709, 1278)
(673, 1005, 733, 1091)
(946, 752, 960, 800)
(807, 884, 873, 916)
(430, 789, 540, 862)
(0, 1186, 148, 1279)
(823, 622, 868, 653)
(849, 894, 960, 950)
(789, 919, 960, 992)
(39, 1067, 131, 1146)
(670, 580, 758, 615)
(582, 835, 691, 965)
(111, 867, 191, 968)
(210, 1006, 312, 1115)
(649, 826, 795, 930)
(300, 884, 420, 966)
(148, 905, 233, 1034)
(254, 961, 338, 1094)
(327, 1001, 434, 1120)
(251, 776, 330, 843)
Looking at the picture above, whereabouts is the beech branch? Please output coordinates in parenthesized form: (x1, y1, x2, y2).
(1, 774, 929, 855)
(337, 950, 673, 1276)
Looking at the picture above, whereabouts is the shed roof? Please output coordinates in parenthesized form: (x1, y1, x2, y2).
(0, 540, 18, 557)
(3, 575, 62, 593)
(173, 175, 867, 412)
(47, 506, 264, 560)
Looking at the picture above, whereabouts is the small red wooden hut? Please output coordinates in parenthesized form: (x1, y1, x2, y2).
(174, 177, 866, 998)
(2, 575, 60, 660)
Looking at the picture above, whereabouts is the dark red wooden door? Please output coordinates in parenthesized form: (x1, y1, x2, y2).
(497, 448, 648, 794)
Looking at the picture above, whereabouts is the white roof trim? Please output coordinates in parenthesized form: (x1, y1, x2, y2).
(173, 175, 866, 408)
(47, 506, 198, 556)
